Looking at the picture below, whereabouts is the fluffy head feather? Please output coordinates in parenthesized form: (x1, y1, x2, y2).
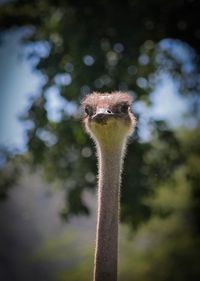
(81, 92, 136, 151)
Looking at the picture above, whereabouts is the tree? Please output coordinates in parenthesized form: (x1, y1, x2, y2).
(0, 0, 199, 227)
(119, 126, 200, 281)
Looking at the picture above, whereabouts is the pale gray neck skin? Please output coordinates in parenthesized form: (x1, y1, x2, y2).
(93, 140, 126, 281)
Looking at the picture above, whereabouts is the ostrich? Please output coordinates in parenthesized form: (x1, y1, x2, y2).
(81, 92, 136, 281)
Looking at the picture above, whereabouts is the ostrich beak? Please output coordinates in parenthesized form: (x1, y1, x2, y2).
(92, 107, 114, 122)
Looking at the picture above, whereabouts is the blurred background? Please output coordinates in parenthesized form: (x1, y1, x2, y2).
(0, 0, 200, 280)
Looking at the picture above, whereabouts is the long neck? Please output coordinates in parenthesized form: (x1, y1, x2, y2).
(93, 141, 126, 281)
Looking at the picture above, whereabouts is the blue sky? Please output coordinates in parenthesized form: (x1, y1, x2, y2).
(0, 31, 41, 150)
(0, 31, 189, 151)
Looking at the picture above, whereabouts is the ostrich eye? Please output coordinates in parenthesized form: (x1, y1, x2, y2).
(121, 104, 129, 113)
(116, 103, 129, 114)
(85, 105, 93, 116)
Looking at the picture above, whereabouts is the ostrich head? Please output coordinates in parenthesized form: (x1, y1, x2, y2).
(81, 91, 136, 150)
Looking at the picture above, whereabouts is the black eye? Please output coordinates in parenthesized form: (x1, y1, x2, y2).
(85, 105, 93, 116)
(116, 103, 129, 113)
(120, 104, 129, 113)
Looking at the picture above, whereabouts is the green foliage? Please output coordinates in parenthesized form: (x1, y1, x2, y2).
(0, 4, 200, 279)
(0, 0, 200, 226)
(30, 127, 200, 280)
(32, 228, 94, 281)
(118, 127, 200, 281)
(0, 2, 200, 281)
(0, 148, 20, 199)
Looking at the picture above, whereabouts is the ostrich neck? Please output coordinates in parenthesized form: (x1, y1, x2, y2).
(93, 141, 126, 281)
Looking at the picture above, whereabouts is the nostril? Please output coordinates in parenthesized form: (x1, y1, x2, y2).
(93, 109, 113, 121)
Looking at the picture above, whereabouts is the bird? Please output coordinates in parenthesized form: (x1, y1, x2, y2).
(81, 91, 136, 281)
